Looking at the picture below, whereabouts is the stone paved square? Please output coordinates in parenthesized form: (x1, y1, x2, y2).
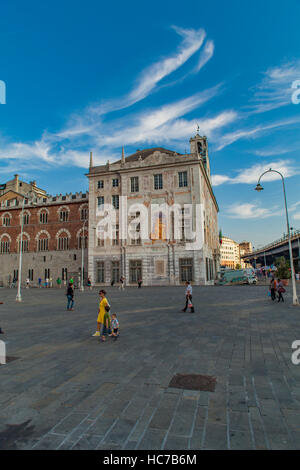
(0, 284, 300, 450)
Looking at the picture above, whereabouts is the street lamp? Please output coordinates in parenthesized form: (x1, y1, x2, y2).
(16, 197, 26, 302)
(255, 168, 299, 305)
(80, 219, 88, 292)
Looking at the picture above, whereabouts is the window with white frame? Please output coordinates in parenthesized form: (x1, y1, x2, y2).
(130, 176, 139, 193)
(2, 215, 11, 226)
(112, 178, 119, 187)
(154, 174, 163, 190)
(112, 195, 119, 209)
(178, 171, 188, 187)
(97, 180, 104, 189)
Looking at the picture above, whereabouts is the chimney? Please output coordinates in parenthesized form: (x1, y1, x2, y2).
(89, 151, 93, 169)
(14, 174, 19, 191)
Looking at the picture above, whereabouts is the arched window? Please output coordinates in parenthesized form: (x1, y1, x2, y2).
(17, 233, 30, 252)
(2, 212, 11, 227)
(0, 234, 11, 253)
(39, 210, 48, 224)
(36, 231, 50, 251)
(57, 230, 70, 251)
(59, 209, 69, 222)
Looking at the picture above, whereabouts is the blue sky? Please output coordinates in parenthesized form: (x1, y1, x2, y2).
(0, 0, 300, 246)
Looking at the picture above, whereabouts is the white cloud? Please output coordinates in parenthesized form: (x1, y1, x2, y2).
(227, 203, 274, 219)
(211, 159, 298, 186)
(195, 40, 214, 72)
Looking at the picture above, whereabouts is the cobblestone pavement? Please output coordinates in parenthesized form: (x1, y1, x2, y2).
(0, 284, 300, 450)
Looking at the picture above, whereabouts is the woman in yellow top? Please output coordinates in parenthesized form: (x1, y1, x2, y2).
(92, 290, 109, 337)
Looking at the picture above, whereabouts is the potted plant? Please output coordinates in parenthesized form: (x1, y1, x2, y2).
(275, 256, 291, 286)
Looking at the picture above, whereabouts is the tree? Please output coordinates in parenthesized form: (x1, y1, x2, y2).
(235, 263, 241, 270)
(275, 256, 291, 279)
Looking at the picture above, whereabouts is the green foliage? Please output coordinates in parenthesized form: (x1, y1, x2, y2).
(275, 256, 291, 279)
(235, 263, 241, 270)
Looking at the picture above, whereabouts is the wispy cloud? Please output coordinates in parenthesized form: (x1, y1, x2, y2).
(247, 60, 300, 114)
(216, 116, 300, 151)
(90, 26, 211, 116)
(212, 159, 298, 186)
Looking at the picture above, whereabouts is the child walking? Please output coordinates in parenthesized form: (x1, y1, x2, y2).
(110, 313, 119, 341)
(100, 305, 111, 342)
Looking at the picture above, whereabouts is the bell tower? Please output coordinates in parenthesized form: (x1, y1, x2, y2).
(189, 128, 211, 180)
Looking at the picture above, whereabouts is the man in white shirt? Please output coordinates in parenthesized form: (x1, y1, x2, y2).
(182, 281, 195, 313)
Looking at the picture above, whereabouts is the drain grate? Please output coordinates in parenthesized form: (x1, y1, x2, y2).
(169, 373, 216, 392)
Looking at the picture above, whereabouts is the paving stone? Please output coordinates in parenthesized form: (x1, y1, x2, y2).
(0, 285, 300, 450)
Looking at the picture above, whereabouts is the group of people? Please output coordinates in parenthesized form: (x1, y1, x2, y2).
(269, 277, 286, 302)
(92, 290, 119, 342)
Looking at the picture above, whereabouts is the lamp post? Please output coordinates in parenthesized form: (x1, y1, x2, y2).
(16, 197, 26, 302)
(80, 219, 88, 292)
(255, 168, 299, 305)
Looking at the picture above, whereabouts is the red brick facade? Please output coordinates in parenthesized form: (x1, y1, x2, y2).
(0, 196, 88, 253)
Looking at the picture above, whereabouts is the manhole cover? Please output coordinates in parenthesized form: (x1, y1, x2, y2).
(169, 373, 216, 392)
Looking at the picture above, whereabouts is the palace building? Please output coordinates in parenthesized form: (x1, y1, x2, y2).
(87, 133, 220, 286)
(0, 184, 88, 287)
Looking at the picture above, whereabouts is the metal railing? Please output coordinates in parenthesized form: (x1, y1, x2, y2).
(241, 228, 300, 258)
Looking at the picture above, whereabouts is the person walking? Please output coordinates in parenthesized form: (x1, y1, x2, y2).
(182, 281, 195, 313)
(26, 278, 30, 289)
(92, 289, 109, 337)
(138, 278, 142, 288)
(100, 305, 112, 342)
(277, 279, 285, 302)
(87, 277, 92, 290)
(38, 277, 42, 288)
(119, 276, 125, 291)
(56, 277, 62, 289)
(270, 277, 276, 301)
(66, 283, 74, 310)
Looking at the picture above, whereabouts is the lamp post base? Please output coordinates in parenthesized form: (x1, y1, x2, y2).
(80, 286, 84, 292)
(293, 296, 299, 306)
(16, 295, 22, 302)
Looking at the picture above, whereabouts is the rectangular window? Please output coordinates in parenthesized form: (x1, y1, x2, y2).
(112, 195, 119, 209)
(45, 268, 50, 279)
(28, 269, 34, 281)
(60, 211, 69, 222)
(112, 224, 119, 245)
(97, 180, 104, 189)
(62, 268, 68, 281)
(0, 240, 10, 253)
(3, 216, 10, 226)
(112, 178, 119, 187)
(129, 260, 142, 283)
(97, 196, 104, 207)
(178, 171, 188, 187)
(179, 258, 193, 282)
(130, 176, 139, 193)
(154, 174, 163, 190)
(111, 261, 120, 283)
(96, 261, 104, 283)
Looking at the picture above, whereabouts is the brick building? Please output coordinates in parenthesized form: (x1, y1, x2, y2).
(0, 188, 89, 287)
